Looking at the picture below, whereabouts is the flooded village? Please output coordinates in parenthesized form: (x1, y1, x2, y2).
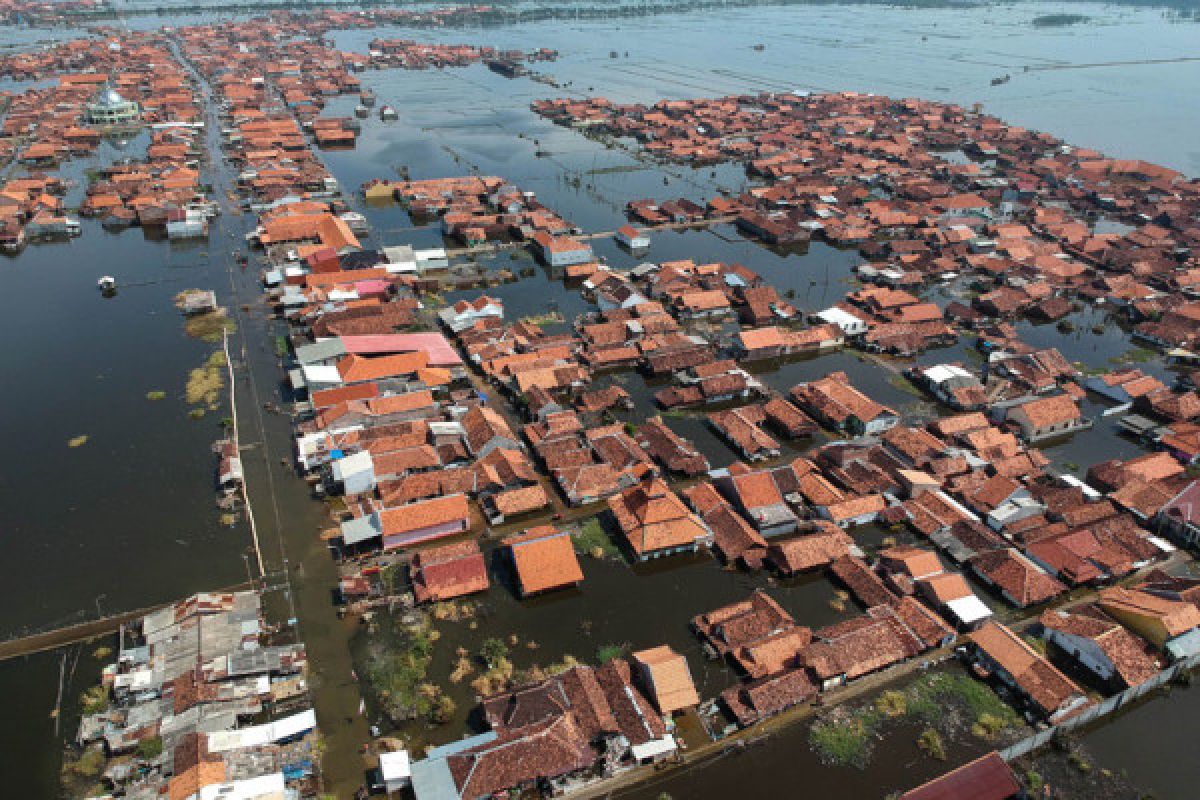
(1, 2, 1200, 799)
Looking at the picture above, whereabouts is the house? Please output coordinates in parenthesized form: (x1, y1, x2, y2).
(791, 371, 899, 436)
(708, 406, 780, 461)
(967, 621, 1090, 723)
(714, 467, 797, 537)
(503, 525, 584, 597)
(719, 668, 817, 728)
(815, 306, 868, 336)
(803, 601, 947, 690)
(969, 548, 1065, 608)
(339, 493, 471, 551)
(1000, 393, 1089, 442)
(912, 364, 987, 410)
(684, 482, 767, 567)
(631, 646, 700, 715)
(531, 231, 593, 267)
(899, 752, 1022, 800)
(379, 750, 412, 794)
(917, 572, 993, 629)
(408, 719, 591, 800)
(1039, 607, 1159, 689)
(1098, 587, 1200, 659)
(1157, 479, 1200, 546)
(691, 590, 796, 659)
(439, 295, 504, 333)
(461, 405, 520, 457)
(766, 527, 856, 575)
(484, 484, 550, 523)
(615, 224, 649, 250)
(608, 475, 713, 560)
(819, 493, 888, 529)
(410, 541, 489, 603)
(879, 545, 943, 582)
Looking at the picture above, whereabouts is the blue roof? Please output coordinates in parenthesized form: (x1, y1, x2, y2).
(411, 732, 498, 800)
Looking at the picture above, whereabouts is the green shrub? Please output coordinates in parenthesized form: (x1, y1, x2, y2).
(136, 736, 163, 760)
(596, 643, 626, 663)
(917, 727, 946, 760)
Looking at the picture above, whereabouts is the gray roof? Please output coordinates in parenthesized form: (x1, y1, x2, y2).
(294, 338, 347, 366)
(341, 513, 382, 546)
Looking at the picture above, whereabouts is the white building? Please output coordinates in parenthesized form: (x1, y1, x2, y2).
(86, 85, 140, 125)
(815, 306, 868, 336)
(379, 749, 412, 793)
(615, 224, 650, 250)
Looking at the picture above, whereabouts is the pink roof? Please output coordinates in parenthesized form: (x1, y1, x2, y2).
(340, 333, 462, 366)
(353, 279, 392, 296)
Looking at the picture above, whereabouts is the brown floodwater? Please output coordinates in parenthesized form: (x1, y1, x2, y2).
(6, 2, 1200, 797)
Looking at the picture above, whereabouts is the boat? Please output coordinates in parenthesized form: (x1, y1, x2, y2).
(97, 275, 117, 291)
(354, 104, 369, 119)
(359, 89, 376, 107)
(991, 74, 1011, 86)
(379, 105, 398, 121)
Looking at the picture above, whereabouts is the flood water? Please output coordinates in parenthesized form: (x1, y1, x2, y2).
(4, 1, 1199, 797)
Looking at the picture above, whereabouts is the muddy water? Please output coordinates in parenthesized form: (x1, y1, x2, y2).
(354, 543, 857, 749)
(4, 2, 1199, 797)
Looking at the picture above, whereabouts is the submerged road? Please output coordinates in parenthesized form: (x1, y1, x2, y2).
(170, 38, 373, 796)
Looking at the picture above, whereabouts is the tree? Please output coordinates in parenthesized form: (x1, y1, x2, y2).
(480, 637, 509, 670)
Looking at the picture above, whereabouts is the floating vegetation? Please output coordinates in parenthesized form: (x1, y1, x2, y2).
(875, 690, 907, 718)
(918, 727, 947, 760)
(572, 517, 618, 556)
(184, 309, 237, 343)
(67, 435, 89, 448)
(186, 351, 227, 410)
(145, 390, 166, 401)
(596, 643, 627, 663)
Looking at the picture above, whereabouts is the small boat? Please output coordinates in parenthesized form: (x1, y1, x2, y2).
(379, 105, 398, 122)
(359, 89, 376, 107)
(97, 275, 117, 291)
(354, 104, 369, 119)
(991, 74, 1011, 86)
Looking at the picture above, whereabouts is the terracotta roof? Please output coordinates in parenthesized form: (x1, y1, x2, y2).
(504, 525, 584, 596)
(608, 476, 711, 555)
(410, 540, 489, 603)
(969, 621, 1085, 718)
(632, 645, 700, 713)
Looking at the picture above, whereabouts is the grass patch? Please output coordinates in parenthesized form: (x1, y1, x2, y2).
(79, 685, 109, 714)
(186, 351, 227, 410)
(596, 643, 627, 663)
(809, 708, 881, 768)
(1109, 346, 1156, 365)
(184, 310, 236, 343)
(572, 516, 618, 557)
(136, 736, 163, 760)
(364, 622, 437, 721)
